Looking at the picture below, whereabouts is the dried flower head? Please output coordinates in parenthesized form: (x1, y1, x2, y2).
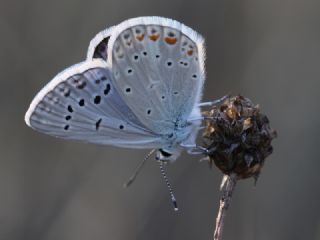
(202, 95, 277, 180)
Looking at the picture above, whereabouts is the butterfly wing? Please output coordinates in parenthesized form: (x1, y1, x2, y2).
(87, 26, 114, 61)
(25, 17, 205, 150)
(25, 60, 162, 148)
(106, 17, 205, 135)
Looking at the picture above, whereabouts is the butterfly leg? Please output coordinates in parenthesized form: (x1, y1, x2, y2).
(187, 116, 214, 122)
(188, 95, 230, 122)
(180, 143, 208, 155)
(199, 156, 210, 162)
(197, 94, 230, 107)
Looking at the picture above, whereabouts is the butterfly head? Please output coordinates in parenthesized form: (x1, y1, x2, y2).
(155, 148, 181, 162)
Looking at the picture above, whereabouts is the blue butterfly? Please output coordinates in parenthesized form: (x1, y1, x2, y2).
(25, 16, 214, 210)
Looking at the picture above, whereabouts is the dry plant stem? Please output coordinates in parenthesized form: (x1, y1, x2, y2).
(214, 173, 238, 240)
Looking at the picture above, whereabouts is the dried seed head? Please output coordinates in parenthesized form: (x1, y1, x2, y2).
(202, 95, 277, 180)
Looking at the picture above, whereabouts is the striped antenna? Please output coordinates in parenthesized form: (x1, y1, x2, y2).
(123, 149, 156, 188)
(158, 160, 178, 211)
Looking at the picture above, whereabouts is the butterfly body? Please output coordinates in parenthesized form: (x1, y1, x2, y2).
(25, 16, 206, 162)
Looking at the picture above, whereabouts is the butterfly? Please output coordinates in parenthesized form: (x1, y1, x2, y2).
(25, 16, 212, 210)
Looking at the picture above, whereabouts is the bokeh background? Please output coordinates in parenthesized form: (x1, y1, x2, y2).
(1, 0, 320, 239)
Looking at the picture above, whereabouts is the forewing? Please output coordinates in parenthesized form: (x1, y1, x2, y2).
(25, 60, 161, 148)
(107, 17, 205, 134)
(87, 26, 114, 61)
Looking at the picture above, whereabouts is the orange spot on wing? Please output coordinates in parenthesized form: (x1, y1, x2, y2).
(187, 50, 193, 56)
(149, 34, 160, 41)
(165, 37, 177, 45)
(136, 34, 145, 41)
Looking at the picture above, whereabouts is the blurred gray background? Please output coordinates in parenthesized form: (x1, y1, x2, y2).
(1, 0, 320, 239)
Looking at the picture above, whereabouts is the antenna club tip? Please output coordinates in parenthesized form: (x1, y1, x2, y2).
(172, 198, 178, 211)
(123, 179, 133, 188)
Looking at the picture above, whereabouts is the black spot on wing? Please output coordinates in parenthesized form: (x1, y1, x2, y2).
(95, 118, 102, 130)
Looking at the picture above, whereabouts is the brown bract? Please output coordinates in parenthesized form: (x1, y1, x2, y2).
(202, 95, 277, 179)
